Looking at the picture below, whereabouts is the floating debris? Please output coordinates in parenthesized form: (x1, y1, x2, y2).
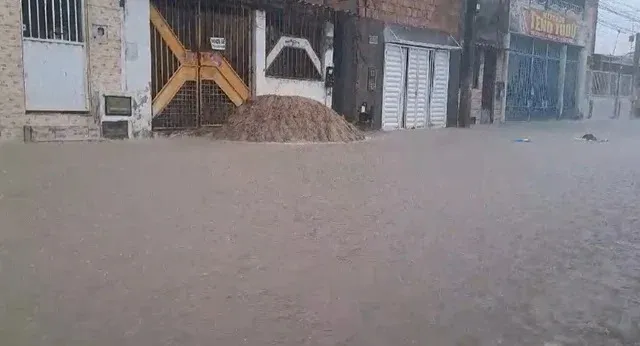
(575, 133, 608, 142)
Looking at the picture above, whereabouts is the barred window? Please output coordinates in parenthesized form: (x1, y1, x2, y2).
(265, 7, 329, 81)
(21, 0, 84, 42)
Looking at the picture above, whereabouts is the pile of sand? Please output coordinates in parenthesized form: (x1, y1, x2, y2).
(215, 95, 365, 142)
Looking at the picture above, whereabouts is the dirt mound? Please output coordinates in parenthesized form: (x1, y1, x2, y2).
(215, 95, 365, 142)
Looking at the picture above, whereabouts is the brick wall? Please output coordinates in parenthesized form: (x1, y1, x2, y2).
(0, 0, 123, 141)
(357, 0, 461, 36)
(87, 0, 123, 96)
(310, 0, 462, 35)
(324, 0, 357, 12)
(0, 0, 27, 139)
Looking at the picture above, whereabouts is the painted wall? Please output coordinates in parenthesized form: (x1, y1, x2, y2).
(119, 0, 152, 138)
(332, 13, 385, 126)
(254, 10, 334, 107)
(494, 49, 507, 122)
(0, 0, 152, 141)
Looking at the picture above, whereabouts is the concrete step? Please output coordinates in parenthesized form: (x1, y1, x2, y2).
(24, 125, 102, 142)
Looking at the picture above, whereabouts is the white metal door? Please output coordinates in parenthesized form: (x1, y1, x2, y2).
(429, 50, 450, 128)
(22, 0, 88, 111)
(405, 47, 430, 129)
(381, 44, 406, 131)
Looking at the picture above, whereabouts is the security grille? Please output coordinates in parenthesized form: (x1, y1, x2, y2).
(265, 5, 332, 81)
(21, 0, 84, 42)
(591, 71, 632, 97)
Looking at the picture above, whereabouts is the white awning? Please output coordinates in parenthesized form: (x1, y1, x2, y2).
(383, 24, 462, 50)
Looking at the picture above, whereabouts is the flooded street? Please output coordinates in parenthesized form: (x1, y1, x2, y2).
(1, 120, 639, 346)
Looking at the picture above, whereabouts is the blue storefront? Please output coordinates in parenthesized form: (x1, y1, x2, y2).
(505, 0, 594, 121)
(506, 35, 582, 120)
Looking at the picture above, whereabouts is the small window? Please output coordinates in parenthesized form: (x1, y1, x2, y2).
(21, 0, 84, 43)
(265, 7, 327, 81)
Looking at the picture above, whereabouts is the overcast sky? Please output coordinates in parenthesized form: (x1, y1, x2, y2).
(594, 0, 640, 55)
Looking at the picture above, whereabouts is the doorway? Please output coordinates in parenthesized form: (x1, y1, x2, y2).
(381, 44, 450, 130)
(481, 47, 497, 123)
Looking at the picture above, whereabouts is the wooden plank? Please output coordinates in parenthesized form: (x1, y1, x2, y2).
(214, 54, 250, 101)
(149, 4, 186, 62)
(200, 67, 244, 106)
(152, 66, 196, 117)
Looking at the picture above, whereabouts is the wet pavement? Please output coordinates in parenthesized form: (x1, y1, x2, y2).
(1, 120, 639, 345)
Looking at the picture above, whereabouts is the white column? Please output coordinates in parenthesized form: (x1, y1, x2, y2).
(576, 46, 588, 117)
(122, 0, 152, 137)
(498, 33, 510, 123)
(323, 21, 334, 108)
(254, 10, 267, 96)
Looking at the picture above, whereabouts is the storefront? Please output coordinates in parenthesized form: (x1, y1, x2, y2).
(380, 25, 460, 130)
(505, 0, 596, 121)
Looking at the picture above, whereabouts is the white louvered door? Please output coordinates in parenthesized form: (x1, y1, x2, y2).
(405, 47, 430, 129)
(381, 44, 406, 131)
(429, 50, 450, 128)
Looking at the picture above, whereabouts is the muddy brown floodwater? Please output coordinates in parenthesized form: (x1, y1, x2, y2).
(1, 120, 640, 346)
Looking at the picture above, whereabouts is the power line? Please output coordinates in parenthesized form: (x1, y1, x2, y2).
(597, 0, 639, 54)
(598, 18, 634, 33)
(600, 0, 640, 14)
(599, 2, 640, 24)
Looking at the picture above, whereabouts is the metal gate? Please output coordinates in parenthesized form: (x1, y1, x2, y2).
(506, 35, 561, 121)
(150, 0, 251, 130)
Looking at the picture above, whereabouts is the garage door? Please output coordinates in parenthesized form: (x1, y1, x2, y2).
(381, 44, 406, 130)
(429, 50, 450, 128)
(406, 47, 431, 129)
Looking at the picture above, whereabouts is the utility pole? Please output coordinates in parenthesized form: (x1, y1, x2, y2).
(458, 0, 478, 127)
(633, 33, 640, 118)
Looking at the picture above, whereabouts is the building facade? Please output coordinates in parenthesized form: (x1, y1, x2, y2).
(0, 0, 463, 141)
(1, 0, 152, 141)
(471, 0, 599, 123)
(330, 0, 464, 130)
